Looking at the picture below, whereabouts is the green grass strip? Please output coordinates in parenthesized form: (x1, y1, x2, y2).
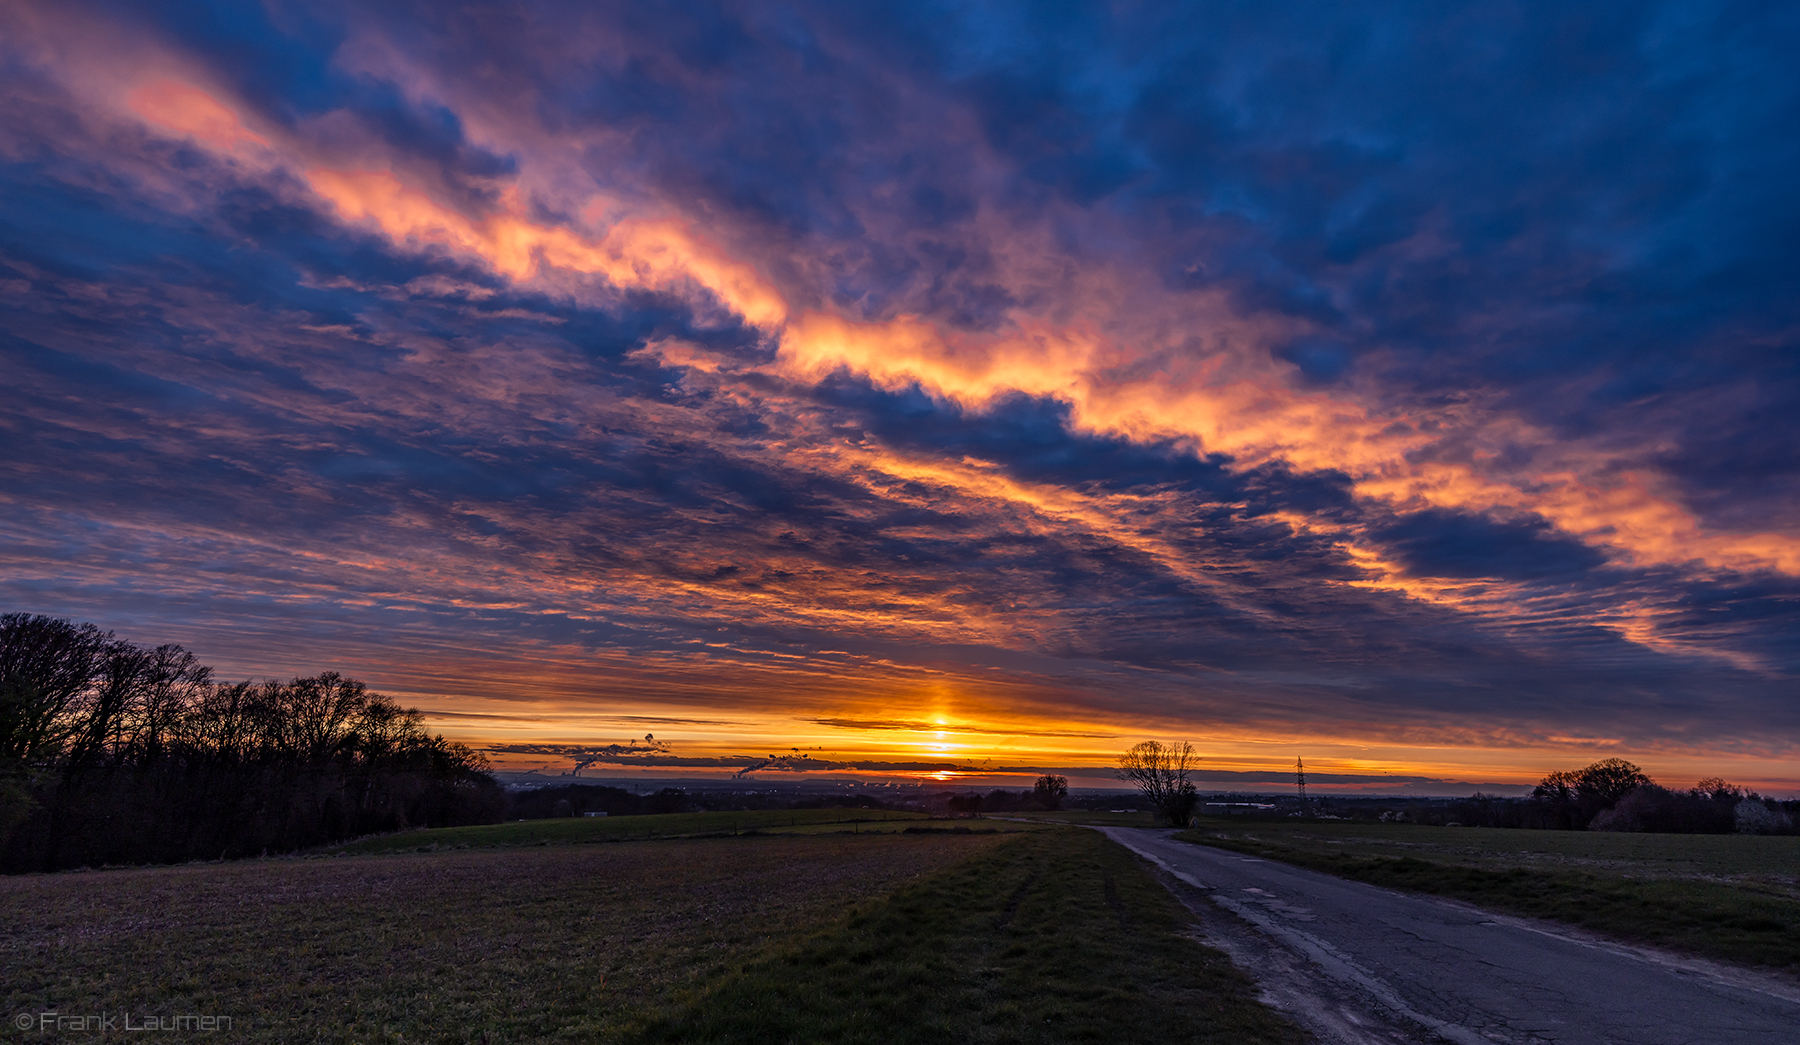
(320, 808, 928, 854)
(1177, 831, 1800, 970)
(628, 829, 1305, 1045)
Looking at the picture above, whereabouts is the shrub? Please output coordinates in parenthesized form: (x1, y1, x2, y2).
(1735, 799, 1794, 835)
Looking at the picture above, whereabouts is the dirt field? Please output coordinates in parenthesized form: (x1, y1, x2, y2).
(4, 826, 1305, 1043)
(3, 833, 1003, 1042)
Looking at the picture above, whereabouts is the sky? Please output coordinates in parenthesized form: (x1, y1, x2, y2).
(2, 1, 1797, 795)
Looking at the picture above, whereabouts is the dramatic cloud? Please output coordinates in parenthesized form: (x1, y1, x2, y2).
(2, 1, 1796, 791)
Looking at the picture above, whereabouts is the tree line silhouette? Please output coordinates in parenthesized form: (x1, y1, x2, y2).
(1524, 758, 1792, 833)
(1, 613, 503, 872)
(509, 782, 697, 818)
(1111, 741, 1795, 834)
(1365, 759, 1795, 833)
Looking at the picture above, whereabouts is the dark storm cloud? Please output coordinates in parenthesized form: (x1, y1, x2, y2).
(1, 0, 1797, 777)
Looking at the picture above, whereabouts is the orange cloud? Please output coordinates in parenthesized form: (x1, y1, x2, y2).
(127, 78, 269, 153)
(118, 78, 1800, 589)
(306, 169, 787, 326)
(780, 308, 1800, 580)
(118, 78, 781, 328)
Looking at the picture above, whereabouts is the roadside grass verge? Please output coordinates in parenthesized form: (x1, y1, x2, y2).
(322, 807, 928, 854)
(2, 833, 999, 1043)
(1179, 818, 1800, 877)
(1177, 823, 1800, 971)
(630, 828, 1305, 1045)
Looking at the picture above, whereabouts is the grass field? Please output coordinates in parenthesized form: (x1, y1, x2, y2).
(322, 808, 930, 854)
(1177, 818, 1800, 971)
(999, 811, 1158, 828)
(758, 818, 1042, 836)
(4, 826, 1301, 1043)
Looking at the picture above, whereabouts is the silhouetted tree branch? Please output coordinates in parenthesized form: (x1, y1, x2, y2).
(1116, 741, 1199, 826)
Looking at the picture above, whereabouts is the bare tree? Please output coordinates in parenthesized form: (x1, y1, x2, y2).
(0, 613, 114, 762)
(1116, 741, 1199, 825)
(1032, 774, 1068, 811)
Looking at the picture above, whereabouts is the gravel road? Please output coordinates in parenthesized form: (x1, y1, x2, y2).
(1101, 827, 1800, 1045)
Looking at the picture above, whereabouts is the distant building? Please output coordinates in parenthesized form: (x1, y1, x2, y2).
(582, 811, 608, 817)
(1205, 802, 1276, 814)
